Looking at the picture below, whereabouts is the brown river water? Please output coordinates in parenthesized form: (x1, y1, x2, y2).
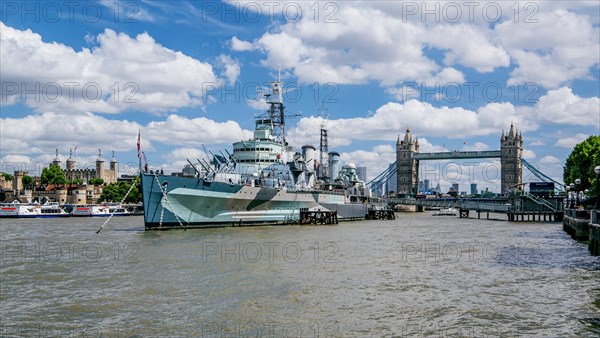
(1, 213, 599, 337)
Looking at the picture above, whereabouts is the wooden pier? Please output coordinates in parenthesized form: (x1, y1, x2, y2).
(366, 209, 396, 220)
(299, 208, 338, 225)
(508, 211, 562, 222)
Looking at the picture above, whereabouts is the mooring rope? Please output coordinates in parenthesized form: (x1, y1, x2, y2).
(154, 174, 185, 229)
(96, 175, 139, 234)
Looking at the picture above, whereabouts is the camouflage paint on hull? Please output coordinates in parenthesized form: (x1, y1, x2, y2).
(141, 173, 368, 229)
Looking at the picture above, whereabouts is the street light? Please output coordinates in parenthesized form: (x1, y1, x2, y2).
(569, 183, 576, 208)
(595, 166, 600, 209)
(566, 185, 571, 209)
(575, 178, 581, 209)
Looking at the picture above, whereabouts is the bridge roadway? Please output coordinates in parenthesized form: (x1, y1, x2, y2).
(384, 197, 511, 213)
(413, 150, 501, 160)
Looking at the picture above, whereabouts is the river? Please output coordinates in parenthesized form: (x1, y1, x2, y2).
(1, 214, 599, 337)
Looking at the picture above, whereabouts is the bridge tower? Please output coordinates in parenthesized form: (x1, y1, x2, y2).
(396, 128, 419, 195)
(500, 123, 523, 193)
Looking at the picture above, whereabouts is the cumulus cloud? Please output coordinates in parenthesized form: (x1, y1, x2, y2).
(427, 24, 510, 73)
(0, 112, 142, 155)
(218, 54, 241, 85)
(287, 99, 536, 147)
(227, 2, 598, 91)
(0, 112, 253, 167)
(0, 23, 219, 114)
(146, 114, 253, 146)
(230, 36, 255, 51)
(496, 9, 599, 88)
(532, 87, 600, 126)
(554, 133, 590, 148)
(539, 155, 561, 165)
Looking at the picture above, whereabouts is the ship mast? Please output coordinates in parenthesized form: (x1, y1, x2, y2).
(319, 108, 329, 180)
(265, 72, 286, 147)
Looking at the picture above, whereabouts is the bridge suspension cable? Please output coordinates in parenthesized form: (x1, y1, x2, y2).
(520, 158, 564, 189)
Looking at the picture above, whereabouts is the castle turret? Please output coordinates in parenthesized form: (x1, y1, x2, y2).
(66, 148, 76, 170)
(96, 149, 105, 179)
(396, 128, 419, 195)
(500, 123, 523, 193)
(52, 149, 61, 167)
(110, 150, 118, 172)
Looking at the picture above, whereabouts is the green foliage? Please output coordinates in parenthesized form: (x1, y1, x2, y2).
(88, 178, 105, 185)
(2, 173, 13, 181)
(97, 181, 141, 204)
(563, 135, 600, 196)
(21, 175, 34, 189)
(73, 179, 83, 185)
(41, 165, 67, 185)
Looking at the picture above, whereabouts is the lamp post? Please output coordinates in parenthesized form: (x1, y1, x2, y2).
(569, 183, 575, 208)
(566, 185, 571, 209)
(575, 178, 581, 209)
(595, 166, 600, 210)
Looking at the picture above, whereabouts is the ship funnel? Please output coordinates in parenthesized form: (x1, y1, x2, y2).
(301, 145, 316, 172)
(328, 152, 340, 180)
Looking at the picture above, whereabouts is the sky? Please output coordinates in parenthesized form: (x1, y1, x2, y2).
(1, 0, 599, 193)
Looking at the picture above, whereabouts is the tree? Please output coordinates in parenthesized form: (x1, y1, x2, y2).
(563, 135, 600, 196)
(41, 165, 67, 186)
(73, 179, 83, 185)
(89, 178, 105, 186)
(97, 181, 142, 204)
(22, 175, 34, 189)
(3, 173, 13, 181)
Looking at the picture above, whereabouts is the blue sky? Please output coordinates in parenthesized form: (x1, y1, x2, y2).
(1, 0, 599, 192)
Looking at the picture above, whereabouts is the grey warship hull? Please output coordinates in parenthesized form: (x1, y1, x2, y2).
(141, 173, 369, 229)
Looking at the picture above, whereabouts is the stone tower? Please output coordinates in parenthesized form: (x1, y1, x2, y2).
(66, 148, 76, 170)
(396, 128, 420, 195)
(110, 150, 118, 172)
(52, 149, 61, 167)
(500, 123, 523, 193)
(96, 149, 105, 179)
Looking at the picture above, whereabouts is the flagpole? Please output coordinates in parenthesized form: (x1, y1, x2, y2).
(137, 129, 142, 174)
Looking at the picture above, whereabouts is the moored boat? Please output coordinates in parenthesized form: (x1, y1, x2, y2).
(69, 204, 134, 217)
(433, 208, 457, 216)
(0, 201, 69, 218)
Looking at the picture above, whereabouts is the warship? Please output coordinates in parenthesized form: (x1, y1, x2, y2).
(140, 75, 378, 229)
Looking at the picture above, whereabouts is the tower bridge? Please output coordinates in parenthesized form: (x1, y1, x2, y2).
(413, 150, 501, 160)
(395, 123, 523, 195)
(367, 123, 566, 222)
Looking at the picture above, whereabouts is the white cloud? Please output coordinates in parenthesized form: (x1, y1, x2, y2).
(229, 2, 598, 90)
(533, 87, 600, 126)
(218, 54, 240, 85)
(0, 112, 252, 170)
(288, 99, 536, 147)
(539, 155, 561, 165)
(521, 149, 536, 160)
(427, 24, 509, 73)
(339, 144, 396, 181)
(554, 133, 590, 148)
(462, 142, 489, 151)
(146, 114, 253, 146)
(0, 23, 219, 114)
(530, 140, 545, 146)
(496, 9, 600, 88)
(230, 36, 255, 51)
(0, 112, 142, 155)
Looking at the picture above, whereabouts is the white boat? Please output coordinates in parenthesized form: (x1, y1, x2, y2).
(39, 202, 69, 217)
(0, 201, 69, 218)
(69, 204, 132, 217)
(433, 208, 457, 216)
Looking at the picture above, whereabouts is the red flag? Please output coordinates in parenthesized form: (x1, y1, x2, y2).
(137, 130, 141, 159)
